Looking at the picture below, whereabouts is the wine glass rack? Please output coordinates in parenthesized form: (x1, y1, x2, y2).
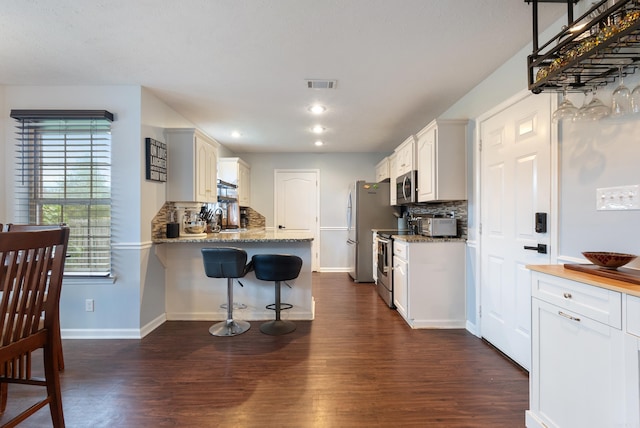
(528, 0, 640, 93)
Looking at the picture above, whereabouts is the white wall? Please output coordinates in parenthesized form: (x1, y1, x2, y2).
(558, 79, 640, 268)
(439, 12, 640, 328)
(139, 88, 199, 330)
(1, 85, 201, 337)
(240, 152, 387, 271)
(0, 86, 5, 222)
(3, 86, 145, 337)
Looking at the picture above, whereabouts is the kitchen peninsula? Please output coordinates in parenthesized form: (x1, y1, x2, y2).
(153, 230, 314, 322)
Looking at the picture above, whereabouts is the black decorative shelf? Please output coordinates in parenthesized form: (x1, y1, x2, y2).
(217, 179, 238, 203)
(528, 0, 640, 93)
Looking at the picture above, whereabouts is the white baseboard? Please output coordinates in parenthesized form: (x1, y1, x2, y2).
(140, 313, 167, 338)
(61, 328, 143, 339)
(166, 309, 314, 321)
(409, 319, 467, 329)
(61, 313, 167, 339)
(317, 267, 350, 273)
(466, 320, 480, 337)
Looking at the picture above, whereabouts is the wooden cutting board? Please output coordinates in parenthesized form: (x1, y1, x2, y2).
(564, 264, 640, 285)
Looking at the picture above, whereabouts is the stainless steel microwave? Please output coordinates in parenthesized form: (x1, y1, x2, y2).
(396, 170, 417, 204)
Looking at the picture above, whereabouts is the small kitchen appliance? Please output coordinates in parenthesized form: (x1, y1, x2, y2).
(422, 217, 457, 237)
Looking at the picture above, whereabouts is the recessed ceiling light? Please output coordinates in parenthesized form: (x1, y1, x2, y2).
(231, 131, 241, 138)
(314, 140, 324, 147)
(308, 104, 326, 114)
(311, 125, 325, 134)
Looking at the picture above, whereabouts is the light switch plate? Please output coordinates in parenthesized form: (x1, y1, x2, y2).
(596, 184, 640, 210)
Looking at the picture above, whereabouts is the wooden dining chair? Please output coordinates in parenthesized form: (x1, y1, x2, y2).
(0, 227, 70, 427)
(5, 224, 67, 371)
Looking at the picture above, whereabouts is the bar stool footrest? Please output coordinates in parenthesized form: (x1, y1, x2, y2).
(265, 302, 293, 311)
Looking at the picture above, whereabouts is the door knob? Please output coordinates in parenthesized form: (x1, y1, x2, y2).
(524, 244, 547, 254)
(278, 225, 286, 229)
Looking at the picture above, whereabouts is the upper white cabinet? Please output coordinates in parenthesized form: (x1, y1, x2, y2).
(375, 157, 390, 183)
(394, 135, 416, 176)
(388, 153, 398, 206)
(415, 119, 467, 202)
(218, 157, 251, 206)
(165, 128, 219, 203)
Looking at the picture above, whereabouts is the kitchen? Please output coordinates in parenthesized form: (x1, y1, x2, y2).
(2, 1, 640, 426)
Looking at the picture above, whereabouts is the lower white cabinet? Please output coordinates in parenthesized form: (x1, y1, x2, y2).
(527, 271, 626, 428)
(393, 252, 408, 318)
(372, 231, 378, 284)
(392, 240, 465, 328)
(626, 295, 640, 426)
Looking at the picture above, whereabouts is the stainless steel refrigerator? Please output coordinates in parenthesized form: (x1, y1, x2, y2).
(347, 181, 397, 282)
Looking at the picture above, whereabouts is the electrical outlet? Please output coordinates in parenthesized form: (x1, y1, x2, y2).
(85, 299, 94, 312)
(596, 185, 640, 211)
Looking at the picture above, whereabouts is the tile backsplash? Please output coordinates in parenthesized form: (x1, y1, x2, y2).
(405, 200, 468, 239)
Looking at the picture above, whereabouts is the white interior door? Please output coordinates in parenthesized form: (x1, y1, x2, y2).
(274, 170, 319, 271)
(480, 92, 553, 370)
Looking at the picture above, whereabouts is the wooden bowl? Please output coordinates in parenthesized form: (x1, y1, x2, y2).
(582, 251, 637, 269)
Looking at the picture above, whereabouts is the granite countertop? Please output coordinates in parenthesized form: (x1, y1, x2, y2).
(527, 264, 640, 298)
(393, 235, 466, 243)
(154, 229, 314, 244)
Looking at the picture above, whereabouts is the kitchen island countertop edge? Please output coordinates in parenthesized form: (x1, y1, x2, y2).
(154, 229, 314, 244)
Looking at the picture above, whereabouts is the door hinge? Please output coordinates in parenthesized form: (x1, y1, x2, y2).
(479, 139, 482, 152)
(479, 305, 482, 318)
(479, 223, 482, 234)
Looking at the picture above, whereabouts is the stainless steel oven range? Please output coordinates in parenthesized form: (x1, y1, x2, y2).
(376, 232, 393, 307)
(376, 230, 412, 308)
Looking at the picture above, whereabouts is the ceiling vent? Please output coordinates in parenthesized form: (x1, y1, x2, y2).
(306, 79, 337, 89)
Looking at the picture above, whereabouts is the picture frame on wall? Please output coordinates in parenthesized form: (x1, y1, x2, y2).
(145, 137, 167, 182)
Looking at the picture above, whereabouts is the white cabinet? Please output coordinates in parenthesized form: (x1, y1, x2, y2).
(394, 135, 416, 176)
(392, 240, 465, 328)
(388, 153, 398, 206)
(218, 157, 251, 206)
(415, 119, 467, 202)
(375, 157, 390, 183)
(392, 242, 408, 319)
(372, 231, 378, 283)
(165, 128, 219, 203)
(626, 295, 640, 426)
(527, 271, 625, 428)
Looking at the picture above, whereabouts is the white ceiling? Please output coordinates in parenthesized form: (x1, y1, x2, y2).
(0, 0, 566, 153)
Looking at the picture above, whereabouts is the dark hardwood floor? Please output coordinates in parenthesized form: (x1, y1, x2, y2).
(2, 273, 528, 427)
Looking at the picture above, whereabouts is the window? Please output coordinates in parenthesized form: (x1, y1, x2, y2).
(10, 110, 114, 276)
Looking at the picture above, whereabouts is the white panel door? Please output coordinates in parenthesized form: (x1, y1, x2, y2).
(274, 170, 319, 271)
(480, 93, 552, 370)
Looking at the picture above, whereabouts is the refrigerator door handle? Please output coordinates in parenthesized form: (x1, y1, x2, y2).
(346, 189, 352, 230)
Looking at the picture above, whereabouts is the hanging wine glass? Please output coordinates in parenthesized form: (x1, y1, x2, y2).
(630, 83, 640, 114)
(552, 87, 578, 122)
(611, 66, 631, 117)
(584, 86, 611, 120)
(574, 90, 591, 121)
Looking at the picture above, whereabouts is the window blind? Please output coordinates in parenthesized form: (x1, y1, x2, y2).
(10, 110, 114, 276)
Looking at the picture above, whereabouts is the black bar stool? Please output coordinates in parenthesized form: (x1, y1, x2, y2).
(201, 247, 253, 336)
(251, 254, 303, 335)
